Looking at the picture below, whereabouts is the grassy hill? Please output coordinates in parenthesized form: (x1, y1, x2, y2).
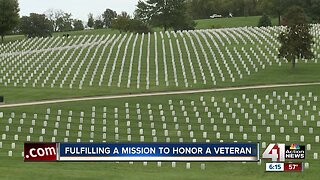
(2, 16, 277, 43)
(0, 22, 319, 179)
(0, 86, 319, 179)
(195, 16, 278, 29)
(1, 25, 320, 103)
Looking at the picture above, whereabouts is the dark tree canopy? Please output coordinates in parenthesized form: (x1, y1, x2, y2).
(120, 11, 131, 19)
(56, 13, 73, 32)
(73, 20, 84, 31)
(94, 16, 104, 29)
(309, 0, 320, 22)
(188, 0, 260, 19)
(257, 0, 320, 24)
(278, 6, 314, 68)
(135, 0, 195, 31)
(103, 9, 117, 28)
(87, 13, 94, 28)
(258, 14, 272, 27)
(111, 13, 131, 33)
(112, 12, 151, 34)
(126, 19, 152, 34)
(45, 9, 64, 32)
(185, 0, 320, 24)
(20, 13, 53, 38)
(257, 0, 288, 25)
(0, 0, 20, 43)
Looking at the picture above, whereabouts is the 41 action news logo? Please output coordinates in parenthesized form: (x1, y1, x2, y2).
(262, 143, 305, 162)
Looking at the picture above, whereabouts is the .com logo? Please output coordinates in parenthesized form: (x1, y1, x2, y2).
(24, 143, 57, 161)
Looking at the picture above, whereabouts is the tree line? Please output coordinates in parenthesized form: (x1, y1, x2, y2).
(1, 0, 320, 42)
(188, 0, 320, 25)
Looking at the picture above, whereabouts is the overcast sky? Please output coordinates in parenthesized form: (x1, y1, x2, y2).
(19, 0, 139, 21)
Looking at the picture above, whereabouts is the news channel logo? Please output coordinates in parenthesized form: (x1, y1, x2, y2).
(262, 143, 305, 162)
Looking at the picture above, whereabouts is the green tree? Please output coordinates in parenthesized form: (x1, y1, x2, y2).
(257, 0, 311, 25)
(127, 19, 152, 33)
(94, 16, 104, 29)
(45, 9, 64, 32)
(257, 0, 283, 25)
(0, 0, 20, 43)
(188, 0, 214, 19)
(111, 13, 131, 33)
(87, 13, 94, 28)
(20, 13, 53, 38)
(309, 0, 320, 22)
(278, 6, 314, 68)
(112, 14, 151, 34)
(103, 9, 117, 28)
(73, 20, 84, 31)
(172, 10, 196, 31)
(56, 13, 73, 32)
(135, 0, 195, 31)
(187, 0, 260, 19)
(258, 13, 272, 27)
(120, 11, 130, 19)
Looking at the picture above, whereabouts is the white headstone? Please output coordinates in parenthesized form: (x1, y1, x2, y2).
(229, 133, 234, 140)
(280, 127, 284, 133)
(307, 144, 311, 150)
(186, 163, 191, 169)
(243, 134, 247, 140)
(257, 134, 261, 141)
(216, 132, 220, 139)
(286, 135, 290, 142)
(171, 162, 176, 168)
(314, 153, 318, 160)
(201, 163, 205, 170)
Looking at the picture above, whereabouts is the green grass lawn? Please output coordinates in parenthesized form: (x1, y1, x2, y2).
(1, 21, 319, 180)
(53, 28, 120, 37)
(1, 16, 278, 44)
(1, 34, 25, 43)
(0, 157, 317, 180)
(0, 86, 319, 179)
(4, 25, 320, 104)
(195, 16, 278, 29)
(1, 62, 319, 103)
(1, 29, 120, 44)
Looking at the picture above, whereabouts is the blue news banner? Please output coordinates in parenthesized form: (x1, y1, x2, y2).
(58, 143, 259, 162)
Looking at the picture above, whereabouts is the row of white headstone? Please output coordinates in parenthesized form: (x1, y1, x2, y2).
(0, 27, 280, 87)
(0, 27, 320, 89)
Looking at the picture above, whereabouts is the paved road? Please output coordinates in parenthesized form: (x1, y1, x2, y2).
(1, 82, 320, 108)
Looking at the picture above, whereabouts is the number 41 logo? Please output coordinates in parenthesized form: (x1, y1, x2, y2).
(262, 144, 285, 162)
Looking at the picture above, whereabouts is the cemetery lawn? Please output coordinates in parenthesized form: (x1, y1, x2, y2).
(195, 16, 278, 29)
(1, 21, 320, 180)
(3, 25, 320, 103)
(2, 15, 278, 44)
(0, 157, 318, 180)
(0, 85, 319, 179)
(1, 62, 320, 103)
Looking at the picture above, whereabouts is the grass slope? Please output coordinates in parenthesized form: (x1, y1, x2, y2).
(195, 16, 278, 29)
(0, 21, 319, 180)
(1, 62, 320, 103)
(0, 86, 319, 179)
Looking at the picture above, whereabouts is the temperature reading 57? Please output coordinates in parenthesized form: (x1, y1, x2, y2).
(289, 164, 298, 170)
(284, 163, 303, 172)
